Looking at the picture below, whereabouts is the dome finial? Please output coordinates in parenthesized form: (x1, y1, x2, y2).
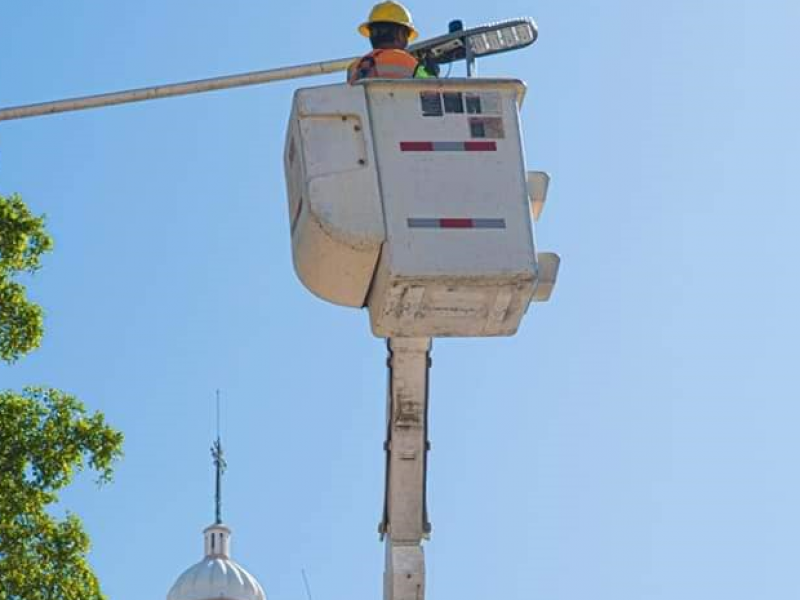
(167, 390, 266, 600)
(211, 389, 227, 525)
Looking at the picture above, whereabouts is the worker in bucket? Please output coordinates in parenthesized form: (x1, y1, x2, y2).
(348, 1, 439, 84)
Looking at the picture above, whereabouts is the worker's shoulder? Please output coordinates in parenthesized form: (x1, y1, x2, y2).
(378, 48, 418, 62)
(349, 48, 417, 68)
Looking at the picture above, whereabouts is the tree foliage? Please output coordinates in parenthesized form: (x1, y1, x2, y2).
(0, 389, 123, 600)
(1, 193, 123, 600)
(0, 193, 53, 362)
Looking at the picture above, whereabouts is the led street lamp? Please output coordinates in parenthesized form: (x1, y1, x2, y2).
(409, 17, 538, 65)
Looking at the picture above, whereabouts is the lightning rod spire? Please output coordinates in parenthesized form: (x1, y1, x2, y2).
(211, 390, 227, 524)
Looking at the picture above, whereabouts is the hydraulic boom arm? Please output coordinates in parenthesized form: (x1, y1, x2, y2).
(381, 338, 432, 600)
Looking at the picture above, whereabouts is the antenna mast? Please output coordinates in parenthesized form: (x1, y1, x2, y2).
(211, 390, 227, 525)
(301, 569, 315, 600)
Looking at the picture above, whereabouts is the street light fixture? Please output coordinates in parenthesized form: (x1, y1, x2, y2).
(467, 19, 538, 57)
(408, 17, 538, 72)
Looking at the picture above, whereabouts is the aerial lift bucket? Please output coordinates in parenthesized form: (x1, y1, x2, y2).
(284, 78, 558, 338)
(284, 77, 559, 600)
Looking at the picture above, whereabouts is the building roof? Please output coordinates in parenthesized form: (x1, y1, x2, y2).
(166, 524, 266, 600)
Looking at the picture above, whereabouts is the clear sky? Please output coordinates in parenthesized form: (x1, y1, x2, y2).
(1, 1, 799, 599)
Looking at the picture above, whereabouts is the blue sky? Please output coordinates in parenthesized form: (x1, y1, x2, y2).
(1, 1, 799, 599)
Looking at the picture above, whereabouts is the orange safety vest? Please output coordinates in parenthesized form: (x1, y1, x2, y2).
(347, 49, 420, 84)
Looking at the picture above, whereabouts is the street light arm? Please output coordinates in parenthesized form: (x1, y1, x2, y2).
(0, 17, 539, 123)
(0, 57, 355, 122)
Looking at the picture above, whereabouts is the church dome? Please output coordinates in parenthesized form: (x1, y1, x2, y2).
(167, 524, 266, 600)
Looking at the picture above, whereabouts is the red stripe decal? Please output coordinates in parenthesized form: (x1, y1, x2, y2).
(400, 141, 434, 151)
(440, 218, 474, 229)
(464, 141, 497, 151)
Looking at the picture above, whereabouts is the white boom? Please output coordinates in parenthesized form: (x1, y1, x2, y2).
(381, 338, 432, 600)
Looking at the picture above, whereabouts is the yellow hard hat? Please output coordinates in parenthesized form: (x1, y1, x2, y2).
(358, 1, 419, 42)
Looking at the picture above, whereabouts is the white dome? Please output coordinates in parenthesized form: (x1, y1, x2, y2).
(167, 524, 266, 600)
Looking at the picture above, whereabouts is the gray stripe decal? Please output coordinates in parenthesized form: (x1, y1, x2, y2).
(407, 218, 440, 228)
(473, 218, 506, 229)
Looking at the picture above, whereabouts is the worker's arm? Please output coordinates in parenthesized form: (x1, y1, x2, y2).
(414, 52, 440, 78)
(413, 65, 437, 78)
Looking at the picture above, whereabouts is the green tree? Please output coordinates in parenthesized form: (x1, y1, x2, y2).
(0, 193, 53, 363)
(0, 193, 123, 600)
